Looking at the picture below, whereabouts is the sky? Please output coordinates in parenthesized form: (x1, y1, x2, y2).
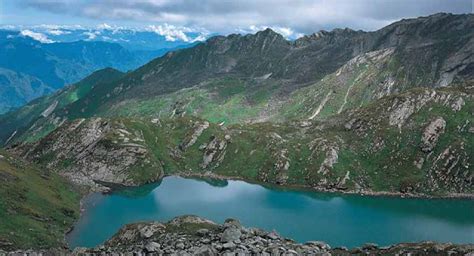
(1, 0, 472, 40)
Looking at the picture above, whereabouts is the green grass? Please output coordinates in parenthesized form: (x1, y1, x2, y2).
(0, 150, 80, 250)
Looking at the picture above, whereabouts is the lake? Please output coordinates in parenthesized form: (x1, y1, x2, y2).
(67, 176, 474, 248)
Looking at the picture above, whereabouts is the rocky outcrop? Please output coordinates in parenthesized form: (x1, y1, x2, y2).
(180, 121, 210, 150)
(388, 91, 467, 129)
(200, 135, 229, 169)
(10, 118, 162, 191)
(421, 117, 446, 152)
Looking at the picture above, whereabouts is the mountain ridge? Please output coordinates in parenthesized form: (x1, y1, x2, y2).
(1, 13, 472, 197)
(0, 12, 473, 252)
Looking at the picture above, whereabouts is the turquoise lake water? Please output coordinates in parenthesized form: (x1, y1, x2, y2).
(67, 176, 474, 248)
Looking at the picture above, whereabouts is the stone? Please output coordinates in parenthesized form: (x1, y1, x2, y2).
(224, 218, 242, 229)
(221, 227, 242, 242)
(175, 242, 185, 250)
(144, 242, 161, 252)
(305, 241, 331, 250)
(194, 245, 217, 256)
(197, 228, 209, 236)
(222, 242, 236, 250)
(421, 117, 446, 152)
(139, 226, 155, 238)
(362, 243, 378, 250)
(266, 231, 280, 240)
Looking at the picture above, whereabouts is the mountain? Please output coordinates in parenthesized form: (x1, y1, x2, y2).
(2, 13, 472, 198)
(0, 30, 191, 114)
(10, 12, 468, 123)
(0, 68, 54, 114)
(0, 12, 473, 251)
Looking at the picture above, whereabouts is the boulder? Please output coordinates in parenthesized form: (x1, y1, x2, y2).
(221, 227, 242, 242)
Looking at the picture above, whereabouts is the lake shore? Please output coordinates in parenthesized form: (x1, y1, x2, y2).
(172, 172, 474, 200)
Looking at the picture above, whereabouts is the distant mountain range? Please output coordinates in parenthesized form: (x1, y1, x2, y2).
(1, 24, 207, 50)
(0, 29, 195, 113)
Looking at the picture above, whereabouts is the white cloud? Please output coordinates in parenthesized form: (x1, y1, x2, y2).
(20, 30, 55, 43)
(240, 25, 304, 40)
(97, 23, 113, 30)
(19, 0, 472, 36)
(46, 29, 71, 35)
(82, 30, 101, 40)
(146, 24, 207, 42)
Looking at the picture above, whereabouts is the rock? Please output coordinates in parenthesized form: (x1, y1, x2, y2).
(140, 226, 156, 238)
(222, 241, 236, 250)
(144, 241, 161, 252)
(266, 231, 280, 240)
(175, 242, 185, 250)
(223, 218, 242, 229)
(181, 121, 210, 150)
(451, 97, 465, 111)
(201, 136, 227, 169)
(221, 227, 242, 242)
(305, 241, 331, 250)
(362, 243, 378, 250)
(197, 228, 210, 236)
(468, 126, 474, 133)
(421, 117, 446, 152)
(194, 245, 217, 256)
(414, 157, 424, 169)
(287, 249, 298, 255)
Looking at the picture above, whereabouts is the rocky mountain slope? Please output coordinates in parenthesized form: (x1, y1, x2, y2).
(10, 85, 472, 197)
(1, 13, 473, 143)
(1, 14, 471, 197)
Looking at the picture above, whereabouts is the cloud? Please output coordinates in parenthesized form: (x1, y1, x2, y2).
(146, 23, 207, 42)
(82, 30, 100, 40)
(46, 29, 71, 35)
(97, 23, 113, 30)
(240, 25, 304, 40)
(20, 29, 55, 43)
(19, 0, 472, 36)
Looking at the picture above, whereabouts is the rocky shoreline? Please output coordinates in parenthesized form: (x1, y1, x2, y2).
(2, 215, 473, 255)
(172, 173, 474, 200)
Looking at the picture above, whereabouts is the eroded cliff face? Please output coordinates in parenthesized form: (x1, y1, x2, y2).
(10, 118, 163, 191)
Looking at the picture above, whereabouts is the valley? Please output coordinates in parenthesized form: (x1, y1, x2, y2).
(0, 12, 472, 254)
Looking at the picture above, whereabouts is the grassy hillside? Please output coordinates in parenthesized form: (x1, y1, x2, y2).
(0, 150, 80, 250)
